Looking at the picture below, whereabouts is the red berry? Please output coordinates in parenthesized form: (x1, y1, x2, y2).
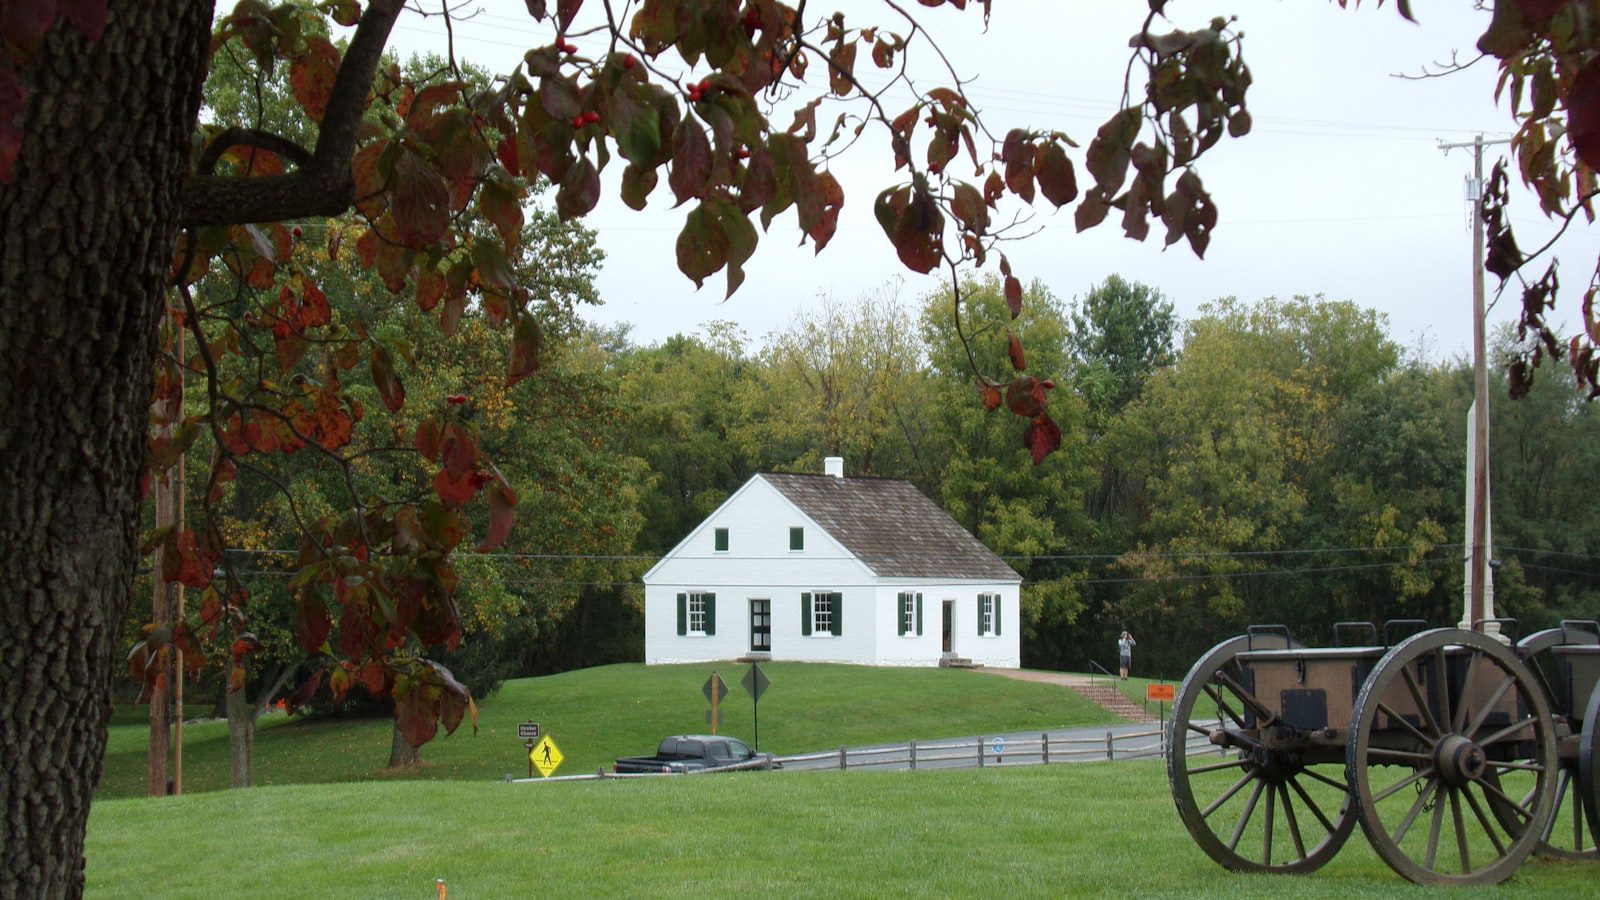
(446, 394, 467, 405)
(1042, 380, 1055, 390)
(699, 78, 712, 93)
(584, 111, 602, 124)
(291, 226, 303, 239)
(571, 115, 587, 128)
(622, 54, 637, 70)
(735, 147, 750, 160)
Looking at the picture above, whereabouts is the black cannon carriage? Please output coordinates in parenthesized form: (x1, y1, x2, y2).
(1164, 621, 1600, 885)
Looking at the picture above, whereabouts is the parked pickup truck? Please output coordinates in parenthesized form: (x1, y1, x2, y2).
(613, 734, 777, 774)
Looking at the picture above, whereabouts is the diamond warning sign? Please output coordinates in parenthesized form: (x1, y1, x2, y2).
(530, 735, 564, 777)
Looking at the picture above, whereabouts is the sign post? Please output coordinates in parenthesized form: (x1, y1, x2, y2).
(1146, 683, 1175, 749)
(703, 672, 728, 735)
(740, 663, 770, 750)
(517, 721, 541, 779)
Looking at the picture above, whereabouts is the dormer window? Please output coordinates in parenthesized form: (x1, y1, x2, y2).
(789, 527, 804, 551)
(714, 527, 729, 552)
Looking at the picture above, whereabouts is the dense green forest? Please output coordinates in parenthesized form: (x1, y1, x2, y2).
(153, 264, 1600, 703)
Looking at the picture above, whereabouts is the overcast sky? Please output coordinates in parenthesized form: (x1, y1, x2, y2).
(381, 1, 1594, 360)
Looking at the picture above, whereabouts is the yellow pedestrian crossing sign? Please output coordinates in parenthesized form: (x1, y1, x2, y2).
(530, 735, 564, 777)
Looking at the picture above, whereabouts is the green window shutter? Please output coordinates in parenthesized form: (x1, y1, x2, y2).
(994, 594, 1001, 636)
(897, 593, 908, 636)
(714, 528, 728, 552)
(705, 593, 716, 636)
(790, 527, 804, 550)
(916, 593, 923, 636)
(976, 595, 985, 635)
(801, 592, 812, 636)
(831, 592, 842, 636)
(677, 593, 687, 636)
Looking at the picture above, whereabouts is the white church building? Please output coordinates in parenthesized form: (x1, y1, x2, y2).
(641, 458, 1021, 667)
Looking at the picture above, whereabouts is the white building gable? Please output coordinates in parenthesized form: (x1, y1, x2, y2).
(641, 460, 1020, 667)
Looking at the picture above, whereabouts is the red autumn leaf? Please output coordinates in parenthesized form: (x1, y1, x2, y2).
(556, 0, 583, 33)
(1007, 332, 1026, 371)
(295, 588, 332, 654)
(414, 419, 442, 462)
(392, 150, 451, 249)
(290, 37, 340, 123)
(338, 591, 377, 659)
(0, 1, 53, 51)
(1005, 375, 1045, 418)
(1005, 275, 1023, 318)
(172, 529, 216, 589)
(61, 0, 109, 41)
(359, 660, 388, 695)
(1570, 60, 1600, 172)
(1023, 414, 1062, 465)
(476, 477, 518, 552)
(1035, 141, 1078, 208)
(433, 468, 477, 509)
(393, 674, 441, 748)
(441, 422, 477, 475)
(669, 119, 713, 206)
(979, 381, 1002, 411)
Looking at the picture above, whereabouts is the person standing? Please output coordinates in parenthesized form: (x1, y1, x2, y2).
(1118, 631, 1136, 680)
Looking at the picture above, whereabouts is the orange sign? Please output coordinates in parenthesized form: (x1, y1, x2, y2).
(1146, 683, 1176, 702)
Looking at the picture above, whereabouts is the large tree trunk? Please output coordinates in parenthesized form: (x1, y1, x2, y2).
(0, 4, 212, 897)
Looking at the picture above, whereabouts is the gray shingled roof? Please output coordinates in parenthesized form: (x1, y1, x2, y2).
(759, 473, 1019, 581)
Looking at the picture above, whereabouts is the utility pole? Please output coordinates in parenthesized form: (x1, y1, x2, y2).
(1439, 134, 1510, 634)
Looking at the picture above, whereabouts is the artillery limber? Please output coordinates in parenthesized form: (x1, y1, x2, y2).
(1164, 621, 1600, 885)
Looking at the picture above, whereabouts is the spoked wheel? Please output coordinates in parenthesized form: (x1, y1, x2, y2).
(1347, 629, 1557, 885)
(1583, 682, 1600, 842)
(1167, 633, 1355, 873)
(1495, 626, 1600, 859)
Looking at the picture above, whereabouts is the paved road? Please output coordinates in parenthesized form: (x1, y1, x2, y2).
(776, 719, 1209, 772)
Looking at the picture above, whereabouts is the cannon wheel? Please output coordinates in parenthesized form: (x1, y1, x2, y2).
(1583, 681, 1600, 842)
(1491, 626, 1600, 860)
(1167, 633, 1356, 874)
(1347, 629, 1557, 885)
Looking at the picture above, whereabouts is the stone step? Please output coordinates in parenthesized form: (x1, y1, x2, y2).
(1072, 684, 1157, 723)
(939, 657, 983, 669)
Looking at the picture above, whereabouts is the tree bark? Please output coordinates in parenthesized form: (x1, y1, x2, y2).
(226, 664, 254, 789)
(388, 723, 422, 769)
(0, 4, 212, 896)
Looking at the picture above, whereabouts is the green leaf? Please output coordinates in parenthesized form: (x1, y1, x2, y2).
(508, 315, 542, 387)
(610, 83, 663, 167)
(675, 202, 729, 287)
(621, 162, 659, 210)
(370, 343, 406, 413)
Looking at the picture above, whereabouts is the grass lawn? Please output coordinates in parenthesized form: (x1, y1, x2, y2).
(96, 662, 1118, 798)
(85, 760, 1595, 897)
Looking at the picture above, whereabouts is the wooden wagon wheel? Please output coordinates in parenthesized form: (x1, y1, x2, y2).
(1166, 633, 1355, 874)
(1485, 625, 1600, 860)
(1582, 680, 1600, 842)
(1347, 629, 1557, 885)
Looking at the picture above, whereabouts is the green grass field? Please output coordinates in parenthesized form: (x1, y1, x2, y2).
(96, 662, 1119, 798)
(85, 762, 1597, 897)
